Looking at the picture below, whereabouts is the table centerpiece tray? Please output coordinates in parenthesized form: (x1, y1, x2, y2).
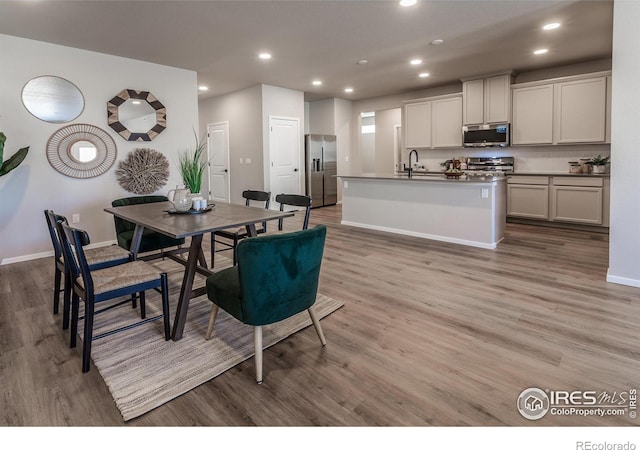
(165, 205, 214, 215)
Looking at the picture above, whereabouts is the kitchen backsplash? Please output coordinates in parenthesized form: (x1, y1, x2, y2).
(411, 144, 611, 173)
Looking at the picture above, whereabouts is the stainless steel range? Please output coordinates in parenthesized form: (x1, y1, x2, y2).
(465, 156, 514, 175)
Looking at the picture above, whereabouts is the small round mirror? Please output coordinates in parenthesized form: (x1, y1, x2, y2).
(21, 76, 84, 123)
(68, 140, 98, 163)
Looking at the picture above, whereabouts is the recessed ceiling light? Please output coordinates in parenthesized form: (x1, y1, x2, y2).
(410, 59, 423, 65)
(543, 22, 561, 30)
(357, 59, 368, 65)
(533, 48, 548, 55)
(430, 39, 444, 45)
(312, 80, 322, 86)
(258, 52, 272, 60)
(399, 0, 417, 7)
(344, 88, 354, 93)
(419, 72, 430, 78)
(198, 86, 209, 91)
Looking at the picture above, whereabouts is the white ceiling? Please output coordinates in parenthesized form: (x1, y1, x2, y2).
(0, 0, 613, 102)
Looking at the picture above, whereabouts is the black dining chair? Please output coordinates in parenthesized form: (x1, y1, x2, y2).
(44, 210, 132, 331)
(274, 194, 312, 232)
(111, 196, 187, 259)
(58, 221, 171, 373)
(205, 224, 327, 384)
(210, 190, 270, 267)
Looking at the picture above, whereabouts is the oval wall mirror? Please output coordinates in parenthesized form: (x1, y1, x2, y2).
(47, 124, 117, 178)
(107, 89, 166, 141)
(21, 76, 84, 123)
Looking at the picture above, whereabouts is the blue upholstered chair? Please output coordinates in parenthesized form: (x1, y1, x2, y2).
(111, 196, 186, 256)
(205, 224, 327, 383)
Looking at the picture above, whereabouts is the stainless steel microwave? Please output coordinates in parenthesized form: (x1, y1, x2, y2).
(462, 123, 510, 147)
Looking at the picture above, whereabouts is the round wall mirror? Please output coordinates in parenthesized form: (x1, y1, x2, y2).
(107, 89, 166, 141)
(47, 124, 117, 178)
(21, 76, 84, 123)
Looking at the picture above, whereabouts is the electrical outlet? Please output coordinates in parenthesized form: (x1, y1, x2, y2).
(72, 213, 80, 223)
(343, 180, 349, 189)
(345, 155, 349, 162)
(481, 188, 489, 199)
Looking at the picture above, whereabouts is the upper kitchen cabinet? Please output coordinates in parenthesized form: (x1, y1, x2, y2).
(511, 72, 610, 146)
(554, 77, 607, 144)
(404, 94, 462, 149)
(462, 74, 512, 125)
(512, 84, 554, 145)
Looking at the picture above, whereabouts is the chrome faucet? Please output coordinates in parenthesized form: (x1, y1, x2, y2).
(406, 149, 419, 177)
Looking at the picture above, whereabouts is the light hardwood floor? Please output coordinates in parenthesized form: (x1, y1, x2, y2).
(1, 204, 639, 426)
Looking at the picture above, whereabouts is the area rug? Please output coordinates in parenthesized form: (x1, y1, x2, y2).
(83, 292, 343, 421)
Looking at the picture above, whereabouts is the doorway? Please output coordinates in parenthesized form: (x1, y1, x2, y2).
(268, 116, 301, 207)
(207, 121, 230, 203)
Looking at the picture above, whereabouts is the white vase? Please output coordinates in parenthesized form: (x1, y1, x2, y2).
(592, 165, 606, 174)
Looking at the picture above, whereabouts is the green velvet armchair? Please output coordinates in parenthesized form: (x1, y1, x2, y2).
(205, 224, 328, 384)
(111, 196, 186, 255)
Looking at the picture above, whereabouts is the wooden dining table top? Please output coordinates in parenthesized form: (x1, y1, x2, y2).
(104, 200, 294, 239)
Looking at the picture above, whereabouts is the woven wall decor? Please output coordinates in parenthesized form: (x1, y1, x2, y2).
(116, 148, 170, 194)
(46, 123, 117, 178)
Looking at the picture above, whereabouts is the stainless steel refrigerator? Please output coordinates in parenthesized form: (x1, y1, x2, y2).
(305, 134, 337, 208)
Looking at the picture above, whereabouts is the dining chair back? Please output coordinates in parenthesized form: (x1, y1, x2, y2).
(111, 195, 186, 256)
(58, 221, 171, 373)
(211, 190, 271, 267)
(275, 194, 312, 231)
(44, 210, 131, 330)
(205, 224, 327, 383)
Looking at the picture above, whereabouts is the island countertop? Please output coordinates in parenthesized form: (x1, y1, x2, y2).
(337, 172, 507, 183)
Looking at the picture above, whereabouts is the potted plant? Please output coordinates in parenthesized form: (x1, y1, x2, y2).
(178, 130, 207, 196)
(589, 154, 610, 174)
(0, 132, 29, 177)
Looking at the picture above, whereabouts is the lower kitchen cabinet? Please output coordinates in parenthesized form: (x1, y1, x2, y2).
(550, 177, 603, 225)
(507, 175, 608, 227)
(507, 176, 549, 219)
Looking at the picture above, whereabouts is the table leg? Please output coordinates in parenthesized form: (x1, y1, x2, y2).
(130, 224, 144, 260)
(171, 234, 203, 341)
(245, 223, 258, 237)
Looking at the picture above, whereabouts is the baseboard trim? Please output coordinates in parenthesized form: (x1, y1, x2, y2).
(1, 240, 118, 266)
(340, 220, 498, 250)
(606, 270, 640, 288)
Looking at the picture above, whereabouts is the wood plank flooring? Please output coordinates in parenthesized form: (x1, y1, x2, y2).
(2, 204, 639, 426)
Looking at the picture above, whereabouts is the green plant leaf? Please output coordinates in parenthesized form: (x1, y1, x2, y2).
(0, 146, 29, 177)
(177, 130, 207, 193)
(0, 132, 6, 172)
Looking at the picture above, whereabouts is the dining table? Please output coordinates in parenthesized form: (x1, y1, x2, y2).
(104, 200, 294, 341)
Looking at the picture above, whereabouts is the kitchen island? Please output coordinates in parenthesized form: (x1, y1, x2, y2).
(339, 173, 507, 249)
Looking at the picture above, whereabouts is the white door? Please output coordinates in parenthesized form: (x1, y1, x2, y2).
(269, 117, 301, 206)
(207, 122, 230, 203)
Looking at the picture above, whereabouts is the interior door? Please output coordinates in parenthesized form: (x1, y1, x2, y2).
(269, 117, 301, 207)
(207, 122, 230, 203)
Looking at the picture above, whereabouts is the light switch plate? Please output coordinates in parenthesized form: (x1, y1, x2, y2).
(481, 188, 489, 198)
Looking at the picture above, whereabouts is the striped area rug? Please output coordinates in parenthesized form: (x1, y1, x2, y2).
(82, 287, 343, 421)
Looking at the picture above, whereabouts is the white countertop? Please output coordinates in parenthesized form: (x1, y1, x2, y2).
(338, 172, 507, 183)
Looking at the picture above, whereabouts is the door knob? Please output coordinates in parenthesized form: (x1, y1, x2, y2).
(294, 168, 299, 172)
(224, 169, 228, 173)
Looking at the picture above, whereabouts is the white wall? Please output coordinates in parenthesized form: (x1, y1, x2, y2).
(198, 85, 263, 204)
(607, 0, 640, 287)
(375, 108, 401, 173)
(0, 34, 198, 264)
(308, 98, 336, 135)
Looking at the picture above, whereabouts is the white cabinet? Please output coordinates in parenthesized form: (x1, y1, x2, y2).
(462, 74, 512, 125)
(512, 85, 554, 145)
(404, 101, 432, 149)
(432, 97, 462, 148)
(511, 73, 609, 146)
(550, 177, 603, 225)
(554, 77, 607, 144)
(507, 176, 549, 219)
(404, 94, 461, 149)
